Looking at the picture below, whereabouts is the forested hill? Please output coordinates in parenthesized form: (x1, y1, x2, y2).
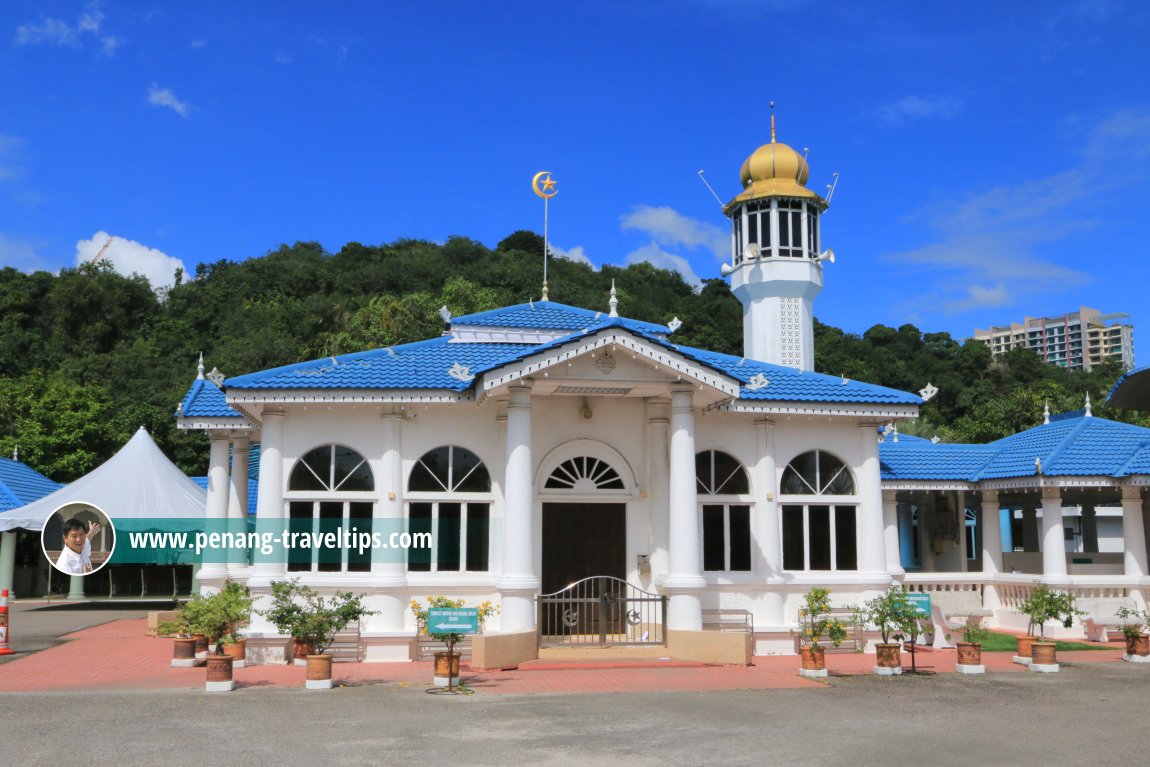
(1, 231, 1141, 482)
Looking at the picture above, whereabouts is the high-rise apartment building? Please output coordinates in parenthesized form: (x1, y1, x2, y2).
(972, 306, 1134, 372)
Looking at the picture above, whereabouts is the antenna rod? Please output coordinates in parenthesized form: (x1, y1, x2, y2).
(825, 172, 840, 205)
(697, 170, 724, 208)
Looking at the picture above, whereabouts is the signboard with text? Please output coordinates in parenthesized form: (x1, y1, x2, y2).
(426, 607, 479, 635)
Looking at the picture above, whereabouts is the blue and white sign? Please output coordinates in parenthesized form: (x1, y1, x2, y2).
(905, 593, 931, 616)
(427, 607, 479, 634)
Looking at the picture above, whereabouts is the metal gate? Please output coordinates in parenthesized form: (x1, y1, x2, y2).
(537, 576, 667, 647)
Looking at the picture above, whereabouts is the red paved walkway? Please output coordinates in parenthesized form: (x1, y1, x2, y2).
(0, 618, 1128, 695)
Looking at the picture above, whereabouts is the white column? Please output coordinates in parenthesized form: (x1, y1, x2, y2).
(0, 531, 16, 595)
(497, 383, 539, 633)
(1021, 501, 1039, 553)
(227, 435, 250, 577)
(67, 575, 85, 600)
(199, 432, 232, 583)
(369, 410, 407, 632)
(980, 490, 1003, 610)
(756, 418, 784, 627)
(251, 409, 286, 584)
(1040, 487, 1067, 577)
(1081, 501, 1099, 553)
(645, 399, 671, 590)
(882, 490, 903, 576)
(856, 424, 887, 575)
(664, 386, 704, 631)
(1121, 487, 1148, 578)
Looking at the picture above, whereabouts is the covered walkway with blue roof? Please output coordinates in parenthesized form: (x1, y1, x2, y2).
(879, 405, 1149, 637)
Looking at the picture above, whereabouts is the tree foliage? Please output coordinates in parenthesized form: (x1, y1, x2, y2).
(0, 233, 1140, 483)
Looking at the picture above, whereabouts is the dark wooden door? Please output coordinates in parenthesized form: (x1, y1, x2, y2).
(542, 503, 626, 594)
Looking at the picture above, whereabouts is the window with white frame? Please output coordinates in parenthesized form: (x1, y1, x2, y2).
(407, 446, 490, 572)
(780, 450, 857, 571)
(287, 444, 375, 573)
(697, 450, 751, 572)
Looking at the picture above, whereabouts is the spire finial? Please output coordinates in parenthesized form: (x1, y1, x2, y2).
(11, 445, 17, 461)
(1043, 400, 1050, 425)
(608, 279, 618, 318)
(770, 100, 776, 143)
(197, 352, 205, 380)
(1085, 392, 1092, 417)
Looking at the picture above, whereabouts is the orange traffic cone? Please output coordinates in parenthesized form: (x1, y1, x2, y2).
(0, 589, 13, 654)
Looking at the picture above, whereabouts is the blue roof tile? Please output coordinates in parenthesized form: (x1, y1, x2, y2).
(880, 442, 999, 481)
(178, 378, 244, 418)
(0, 458, 63, 512)
(452, 301, 670, 335)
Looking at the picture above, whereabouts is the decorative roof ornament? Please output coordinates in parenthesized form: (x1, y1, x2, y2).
(931, 436, 941, 444)
(448, 362, 474, 382)
(206, 367, 225, 387)
(532, 170, 558, 302)
(1034, 457, 1043, 475)
(882, 422, 896, 439)
(11, 444, 17, 461)
(609, 280, 618, 318)
(439, 305, 452, 324)
(196, 352, 205, 380)
(919, 382, 938, 401)
(745, 372, 770, 391)
(668, 317, 682, 333)
(596, 352, 616, 375)
(1043, 400, 1051, 425)
(1085, 392, 1093, 417)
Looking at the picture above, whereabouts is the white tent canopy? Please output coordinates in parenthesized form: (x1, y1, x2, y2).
(0, 427, 207, 532)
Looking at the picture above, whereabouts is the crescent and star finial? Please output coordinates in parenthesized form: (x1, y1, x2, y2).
(532, 171, 558, 198)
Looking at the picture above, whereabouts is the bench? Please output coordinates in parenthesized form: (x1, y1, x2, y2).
(1077, 597, 1138, 642)
(922, 591, 992, 649)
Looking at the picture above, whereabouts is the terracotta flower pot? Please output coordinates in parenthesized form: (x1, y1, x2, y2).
(292, 637, 312, 666)
(800, 646, 826, 671)
(433, 651, 461, 687)
(205, 653, 234, 692)
(1124, 633, 1149, 657)
(222, 638, 246, 668)
(1016, 635, 1036, 659)
(192, 633, 208, 654)
(306, 654, 333, 690)
(956, 642, 982, 666)
(875, 643, 902, 670)
(171, 637, 197, 668)
(1031, 641, 1057, 665)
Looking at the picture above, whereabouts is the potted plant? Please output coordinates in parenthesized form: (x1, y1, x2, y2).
(1018, 583, 1083, 672)
(179, 580, 254, 692)
(795, 587, 849, 678)
(410, 596, 498, 689)
(956, 617, 989, 674)
(1115, 606, 1150, 662)
(157, 610, 197, 668)
(853, 585, 920, 676)
(215, 580, 253, 668)
(259, 579, 374, 690)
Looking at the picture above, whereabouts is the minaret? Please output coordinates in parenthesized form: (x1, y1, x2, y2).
(721, 110, 830, 370)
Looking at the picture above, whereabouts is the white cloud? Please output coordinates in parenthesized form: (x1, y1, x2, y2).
(873, 95, 965, 127)
(625, 243, 702, 286)
(100, 36, 121, 56)
(16, 3, 106, 48)
(620, 205, 728, 260)
(75, 231, 187, 290)
(550, 244, 594, 268)
(147, 84, 191, 118)
(0, 134, 26, 182)
(886, 108, 1150, 317)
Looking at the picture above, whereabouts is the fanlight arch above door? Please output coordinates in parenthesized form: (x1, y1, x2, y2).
(535, 439, 636, 495)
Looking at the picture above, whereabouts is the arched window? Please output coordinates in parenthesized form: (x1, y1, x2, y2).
(544, 457, 625, 491)
(780, 451, 857, 572)
(407, 446, 490, 573)
(287, 444, 374, 574)
(780, 450, 854, 496)
(697, 450, 751, 572)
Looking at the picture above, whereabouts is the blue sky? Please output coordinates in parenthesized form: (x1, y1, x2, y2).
(2, 1, 1148, 348)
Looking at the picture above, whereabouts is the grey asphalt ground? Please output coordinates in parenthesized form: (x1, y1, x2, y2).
(2, 601, 1147, 766)
(3, 658, 1147, 766)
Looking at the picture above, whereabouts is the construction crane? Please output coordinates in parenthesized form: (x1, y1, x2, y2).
(88, 237, 113, 264)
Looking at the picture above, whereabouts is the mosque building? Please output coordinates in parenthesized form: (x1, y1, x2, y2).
(177, 125, 1149, 665)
